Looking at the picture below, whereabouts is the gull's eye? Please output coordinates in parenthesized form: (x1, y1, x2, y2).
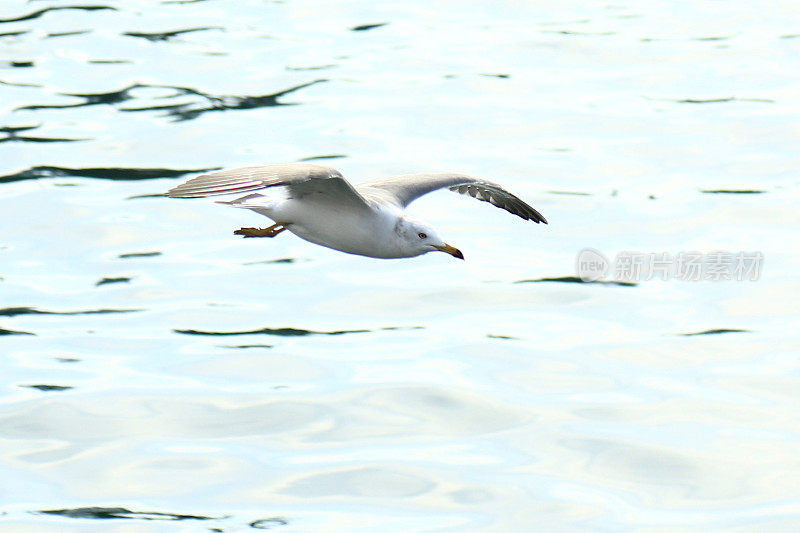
(418, 232, 427, 239)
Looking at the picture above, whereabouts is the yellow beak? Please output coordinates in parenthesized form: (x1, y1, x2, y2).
(433, 243, 464, 260)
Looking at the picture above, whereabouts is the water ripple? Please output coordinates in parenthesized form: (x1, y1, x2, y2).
(37, 507, 222, 521)
(0, 6, 117, 25)
(701, 189, 766, 194)
(17, 80, 328, 122)
(21, 384, 74, 392)
(298, 154, 347, 161)
(123, 27, 223, 42)
(678, 328, 750, 336)
(220, 344, 274, 349)
(2, 61, 34, 68)
(118, 251, 162, 259)
(0, 30, 29, 38)
(174, 326, 372, 337)
(0, 79, 41, 88)
(46, 30, 92, 39)
(0, 125, 86, 143)
(677, 96, 774, 104)
(350, 23, 388, 32)
(31, 507, 288, 529)
(0, 165, 212, 183)
(251, 517, 289, 529)
(0, 327, 34, 336)
(0, 307, 140, 317)
(95, 277, 132, 286)
(514, 276, 637, 287)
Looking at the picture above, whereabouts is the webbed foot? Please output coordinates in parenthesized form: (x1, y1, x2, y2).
(234, 223, 287, 238)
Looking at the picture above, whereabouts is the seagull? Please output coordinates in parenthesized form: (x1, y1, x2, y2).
(167, 163, 547, 260)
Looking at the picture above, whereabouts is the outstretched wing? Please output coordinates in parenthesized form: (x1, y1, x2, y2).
(357, 173, 547, 223)
(166, 163, 371, 211)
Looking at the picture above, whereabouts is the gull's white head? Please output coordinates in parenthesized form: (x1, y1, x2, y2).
(394, 217, 464, 260)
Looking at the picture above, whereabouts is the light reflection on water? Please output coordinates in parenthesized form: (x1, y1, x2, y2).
(1, 0, 800, 531)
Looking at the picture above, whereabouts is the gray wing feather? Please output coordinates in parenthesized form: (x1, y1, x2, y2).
(358, 173, 547, 223)
(167, 163, 371, 210)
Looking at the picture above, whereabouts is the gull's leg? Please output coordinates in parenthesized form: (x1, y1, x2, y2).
(234, 223, 288, 238)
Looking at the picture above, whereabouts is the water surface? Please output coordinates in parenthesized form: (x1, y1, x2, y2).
(1, 1, 799, 531)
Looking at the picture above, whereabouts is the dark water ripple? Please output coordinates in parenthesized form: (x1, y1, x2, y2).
(221, 344, 274, 349)
(298, 154, 347, 161)
(286, 64, 337, 71)
(693, 36, 733, 41)
(350, 23, 388, 32)
(0, 79, 41, 88)
(0, 327, 34, 336)
(17, 85, 142, 110)
(0, 125, 86, 143)
(0, 30, 29, 38)
(176, 325, 422, 337)
(46, 30, 92, 39)
(243, 257, 298, 265)
(677, 97, 774, 104)
(123, 27, 223, 42)
(0, 307, 140, 317)
(33, 507, 288, 529)
(118, 251, 161, 259)
(701, 189, 765, 194)
(17, 80, 328, 122)
(95, 277, 132, 286)
(514, 276, 637, 287)
(0, 6, 117, 24)
(21, 384, 74, 392)
(37, 507, 222, 521)
(175, 326, 372, 337)
(679, 328, 750, 336)
(2, 61, 34, 68)
(0, 166, 212, 183)
(251, 517, 289, 529)
(88, 59, 133, 64)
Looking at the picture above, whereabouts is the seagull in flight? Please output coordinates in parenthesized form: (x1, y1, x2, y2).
(167, 163, 547, 260)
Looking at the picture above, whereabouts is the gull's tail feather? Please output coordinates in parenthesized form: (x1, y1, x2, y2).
(167, 175, 269, 198)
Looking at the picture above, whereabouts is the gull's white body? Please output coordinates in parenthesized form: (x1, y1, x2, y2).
(167, 163, 547, 260)
(226, 189, 414, 258)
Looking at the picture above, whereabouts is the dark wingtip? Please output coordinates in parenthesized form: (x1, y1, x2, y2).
(528, 209, 548, 224)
